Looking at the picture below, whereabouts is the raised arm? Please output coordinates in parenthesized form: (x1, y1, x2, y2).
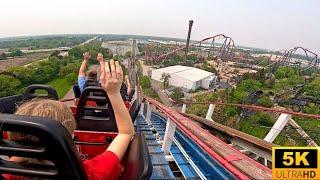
(79, 52, 90, 77)
(100, 59, 135, 161)
(97, 53, 106, 85)
(125, 75, 132, 96)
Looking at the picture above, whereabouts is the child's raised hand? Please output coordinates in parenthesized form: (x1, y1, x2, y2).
(101, 59, 123, 95)
(83, 52, 91, 61)
(97, 53, 104, 62)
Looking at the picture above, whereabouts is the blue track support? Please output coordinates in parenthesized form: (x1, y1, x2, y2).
(151, 113, 237, 180)
(135, 115, 175, 180)
(150, 114, 200, 179)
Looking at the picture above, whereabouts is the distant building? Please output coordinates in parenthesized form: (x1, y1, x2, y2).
(101, 40, 139, 56)
(58, 51, 69, 57)
(151, 65, 217, 91)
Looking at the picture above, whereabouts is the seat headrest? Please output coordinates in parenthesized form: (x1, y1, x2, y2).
(0, 114, 86, 179)
(0, 84, 59, 114)
(24, 84, 59, 100)
(76, 86, 117, 132)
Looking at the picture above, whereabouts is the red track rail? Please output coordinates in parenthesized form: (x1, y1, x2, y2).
(145, 97, 272, 179)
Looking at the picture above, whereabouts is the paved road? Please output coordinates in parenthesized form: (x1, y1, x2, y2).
(79, 36, 98, 46)
(19, 36, 98, 54)
(139, 60, 154, 76)
(151, 79, 173, 107)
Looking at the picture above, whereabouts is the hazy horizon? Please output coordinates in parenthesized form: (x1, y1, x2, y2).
(0, 0, 319, 52)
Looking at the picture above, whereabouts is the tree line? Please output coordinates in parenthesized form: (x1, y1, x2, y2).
(0, 41, 110, 98)
(0, 49, 24, 60)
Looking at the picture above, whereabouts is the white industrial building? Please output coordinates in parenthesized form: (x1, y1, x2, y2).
(151, 65, 217, 91)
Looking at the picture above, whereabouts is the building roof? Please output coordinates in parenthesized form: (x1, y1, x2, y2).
(153, 65, 214, 82)
(153, 65, 192, 74)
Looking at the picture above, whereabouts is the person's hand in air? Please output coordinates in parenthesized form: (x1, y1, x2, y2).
(97, 53, 104, 62)
(101, 59, 123, 95)
(100, 59, 134, 161)
(125, 75, 129, 84)
(79, 52, 91, 78)
(97, 53, 106, 85)
(125, 75, 132, 96)
(83, 52, 91, 61)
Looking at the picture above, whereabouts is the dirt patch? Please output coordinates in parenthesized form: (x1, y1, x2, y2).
(0, 52, 50, 72)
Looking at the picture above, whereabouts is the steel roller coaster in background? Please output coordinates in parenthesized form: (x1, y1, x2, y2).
(144, 34, 235, 63)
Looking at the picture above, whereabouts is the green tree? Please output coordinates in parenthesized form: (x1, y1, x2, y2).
(125, 51, 131, 58)
(140, 76, 151, 89)
(187, 54, 197, 61)
(113, 54, 121, 61)
(304, 103, 320, 115)
(258, 96, 274, 108)
(304, 77, 320, 98)
(50, 50, 60, 58)
(60, 63, 80, 77)
(170, 87, 184, 101)
(202, 64, 217, 73)
(186, 104, 209, 117)
(9, 49, 23, 57)
(234, 90, 248, 103)
(65, 73, 78, 85)
(275, 66, 296, 79)
(237, 79, 262, 92)
(34, 65, 55, 83)
(0, 75, 21, 97)
(256, 113, 274, 127)
(225, 107, 238, 117)
(239, 112, 273, 138)
(160, 73, 170, 89)
(68, 47, 83, 58)
(7, 66, 36, 85)
(0, 53, 7, 60)
(265, 76, 275, 88)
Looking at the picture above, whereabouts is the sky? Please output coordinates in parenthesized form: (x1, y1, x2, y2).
(0, 0, 319, 52)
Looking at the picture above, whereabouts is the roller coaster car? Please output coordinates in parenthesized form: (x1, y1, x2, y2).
(0, 84, 152, 179)
(73, 85, 140, 158)
(0, 114, 152, 179)
(75, 86, 140, 131)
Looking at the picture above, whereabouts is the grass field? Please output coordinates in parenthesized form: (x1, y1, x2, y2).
(0, 52, 50, 72)
(46, 77, 72, 99)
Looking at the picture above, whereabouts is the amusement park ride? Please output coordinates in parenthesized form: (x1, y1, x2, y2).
(0, 22, 319, 179)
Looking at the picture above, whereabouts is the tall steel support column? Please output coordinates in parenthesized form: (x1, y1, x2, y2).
(146, 102, 152, 124)
(206, 104, 216, 120)
(140, 102, 145, 118)
(289, 119, 318, 146)
(264, 113, 291, 143)
(162, 117, 177, 155)
(129, 39, 137, 86)
(181, 103, 187, 113)
(128, 39, 139, 101)
(184, 20, 193, 62)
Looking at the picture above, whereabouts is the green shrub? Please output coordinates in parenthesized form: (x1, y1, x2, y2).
(60, 63, 80, 77)
(225, 107, 238, 117)
(0, 75, 21, 97)
(258, 96, 274, 108)
(140, 76, 151, 89)
(170, 88, 184, 101)
(65, 73, 78, 85)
